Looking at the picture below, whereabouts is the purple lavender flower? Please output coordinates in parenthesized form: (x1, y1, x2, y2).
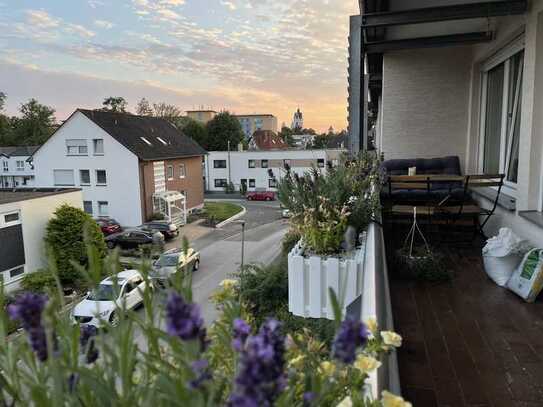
(332, 317, 369, 364)
(232, 318, 251, 351)
(229, 319, 286, 407)
(166, 292, 208, 350)
(188, 359, 212, 389)
(303, 392, 316, 406)
(8, 293, 48, 361)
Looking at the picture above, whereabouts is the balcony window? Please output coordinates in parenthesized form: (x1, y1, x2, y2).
(53, 169, 75, 186)
(80, 169, 90, 185)
(213, 160, 227, 169)
(93, 139, 104, 155)
(96, 170, 107, 186)
(98, 201, 109, 216)
(16, 161, 24, 171)
(83, 201, 93, 215)
(66, 139, 88, 156)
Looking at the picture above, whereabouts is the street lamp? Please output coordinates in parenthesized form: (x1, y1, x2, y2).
(233, 220, 246, 270)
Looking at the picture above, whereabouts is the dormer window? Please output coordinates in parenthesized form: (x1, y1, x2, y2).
(140, 137, 152, 146)
(156, 137, 168, 145)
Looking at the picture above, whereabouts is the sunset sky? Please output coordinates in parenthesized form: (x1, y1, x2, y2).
(0, 0, 358, 132)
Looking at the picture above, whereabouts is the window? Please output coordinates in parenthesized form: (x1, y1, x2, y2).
(9, 266, 24, 278)
(16, 161, 24, 171)
(167, 165, 174, 180)
(261, 160, 269, 168)
(213, 160, 227, 169)
(240, 179, 247, 186)
(248, 160, 256, 168)
(2, 161, 7, 172)
(283, 159, 291, 168)
(53, 169, 75, 186)
(140, 137, 152, 146)
(480, 46, 524, 185)
(4, 212, 19, 223)
(96, 170, 107, 185)
(156, 137, 168, 145)
(80, 169, 91, 185)
(269, 179, 277, 188)
(214, 179, 228, 188)
(83, 201, 93, 215)
(98, 201, 109, 216)
(249, 179, 255, 188)
(317, 159, 325, 168)
(66, 139, 88, 155)
(179, 164, 186, 178)
(93, 139, 104, 155)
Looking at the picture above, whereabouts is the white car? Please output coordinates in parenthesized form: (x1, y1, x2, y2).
(71, 270, 148, 327)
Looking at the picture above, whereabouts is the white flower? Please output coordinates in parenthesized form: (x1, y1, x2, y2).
(366, 317, 378, 334)
(381, 331, 402, 348)
(354, 354, 382, 374)
(381, 391, 412, 407)
(336, 396, 353, 407)
(318, 361, 336, 376)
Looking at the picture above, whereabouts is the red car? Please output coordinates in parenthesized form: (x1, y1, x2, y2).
(246, 191, 275, 201)
(96, 218, 122, 236)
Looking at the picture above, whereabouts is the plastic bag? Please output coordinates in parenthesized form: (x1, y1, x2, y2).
(507, 249, 543, 302)
(482, 228, 526, 287)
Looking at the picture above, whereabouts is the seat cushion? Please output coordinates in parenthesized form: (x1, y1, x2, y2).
(381, 156, 462, 176)
(380, 187, 468, 203)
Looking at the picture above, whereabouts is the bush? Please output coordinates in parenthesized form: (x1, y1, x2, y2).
(45, 204, 107, 287)
(21, 270, 57, 293)
(150, 212, 165, 221)
(282, 230, 301, 255)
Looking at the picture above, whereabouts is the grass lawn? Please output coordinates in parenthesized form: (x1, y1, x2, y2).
(203, 202, 243, 223)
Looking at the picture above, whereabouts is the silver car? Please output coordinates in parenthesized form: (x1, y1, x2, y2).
(151, 248, 200, 287)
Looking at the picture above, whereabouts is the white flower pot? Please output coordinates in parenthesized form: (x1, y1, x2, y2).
(288, 233, 367, 319)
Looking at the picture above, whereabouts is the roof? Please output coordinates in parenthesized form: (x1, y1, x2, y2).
(186, 110, 217, 113)
(249, 130, 288, 150)
(0, 146, 40, 157)
(0, 188, 81, 205)
(102, 269, 142, 284)
(234, 114, 275, 118)
(78, 109, 206, 160)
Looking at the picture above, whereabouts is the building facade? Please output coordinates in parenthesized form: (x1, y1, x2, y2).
(186, 110, 217, 124)
(204, 149, 345, 192)
(350, 0, 543, 247)
(0, 146, 38, 188)
(33, 110, 206, 227)
(234, 114, 278, 139)
(0, 188, 82, 293)
(291, 108, 304, 131)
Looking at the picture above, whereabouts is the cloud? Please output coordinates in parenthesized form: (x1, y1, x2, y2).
(25, 9, 60, 29)
(220, 1, 237, 11)
(94, 19, 114, 29)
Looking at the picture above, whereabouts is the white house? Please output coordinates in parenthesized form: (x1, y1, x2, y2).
(33, 110, 206, 227)
(204, 149, 345, 192)
(349, 0, 543, 247)
(0, 146, 38, 188)
(0, 188, 82, 293)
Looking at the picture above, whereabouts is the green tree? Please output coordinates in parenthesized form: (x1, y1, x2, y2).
(182, 119, 208, 149)
(45, 205, 107, 287)
(152, 102, 182, 121)
(311, 134, 329, 149)
(5, 99, 57, 146)
(101, 96, 127, 113)
(0, 92, 5, 111)
(135, 97, 153, 116)
(278, 126, 295, 147)
(206, 111, 244, 151)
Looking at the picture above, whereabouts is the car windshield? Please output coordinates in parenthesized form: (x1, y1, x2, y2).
(156, 254, 179, 267)
(87, 284, 117, 301)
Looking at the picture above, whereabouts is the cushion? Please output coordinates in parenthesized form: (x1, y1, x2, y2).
(381, 156, 462, 176)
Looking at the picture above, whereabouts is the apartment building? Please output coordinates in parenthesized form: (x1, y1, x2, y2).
(186, 110, 217, 124)
(0, 188, 82, 293)
(33, 110, 206, 227)
(204, 149, 345, 192)
(0, 146, 38, 188)
(234, 114, 278, 139)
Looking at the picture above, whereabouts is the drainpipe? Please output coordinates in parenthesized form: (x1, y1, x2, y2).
(227, 140, 231, 185)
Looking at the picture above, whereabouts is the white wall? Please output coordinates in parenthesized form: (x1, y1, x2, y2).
(1, 190, 83, 293)
(204, 150, 344, 192)
(33, 112, 143, 226)
(0, 155, 35, 187)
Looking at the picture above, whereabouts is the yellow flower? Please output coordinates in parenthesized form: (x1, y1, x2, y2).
(366, 317, 378, 334)
(354, 354, 382, 374)
(336, 396, 352, 407)
(381, 391, 412, 407)
(381, 331, 402, 348)
(219, 279, 238, 290)
(288, 354, 305, 369)
(319, 361, 336, 376)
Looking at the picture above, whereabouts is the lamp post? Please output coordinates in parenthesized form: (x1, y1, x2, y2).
(234, 219, 246, 271)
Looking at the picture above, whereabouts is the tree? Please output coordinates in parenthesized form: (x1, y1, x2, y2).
(152, 102, 181, 121)
(0, 92, 5, 112)
(206, 112, 244, 151)
(311, 134, 329, 149)
(4, 99, 57, 146)
(101, 97, 127, 113)
(278, 126, 295, 147)
(136, 98, 153, 116)
(182, 119, 208, 149)
(45, 205, 107, 286)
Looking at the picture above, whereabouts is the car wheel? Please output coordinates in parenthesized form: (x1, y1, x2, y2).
(107, 241, 116, 249)
(193, 259, 200, 272)
(109, 311, 120, 327)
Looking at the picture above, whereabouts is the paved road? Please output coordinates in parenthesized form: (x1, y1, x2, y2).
(133, 200, 288, 349)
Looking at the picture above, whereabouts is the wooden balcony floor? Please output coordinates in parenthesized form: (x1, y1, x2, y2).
(387, 241, 543, 406)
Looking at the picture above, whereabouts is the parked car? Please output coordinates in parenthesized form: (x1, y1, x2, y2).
(281, 208, 291, 218)
(71, 270, 148, 327)
(96, 217, 122, 236)
(151, 247, 200, 288)
(246, 191, 276, 201)
(139, 221, 179, 239)
(105, 229, 163, 250)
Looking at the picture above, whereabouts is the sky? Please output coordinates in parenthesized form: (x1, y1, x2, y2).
(0, 0, 358, 132)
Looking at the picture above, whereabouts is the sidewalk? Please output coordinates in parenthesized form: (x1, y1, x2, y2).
(204, 192, 244, 200)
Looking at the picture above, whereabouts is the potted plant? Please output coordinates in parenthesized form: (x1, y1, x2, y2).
(277, 153, 382, 319)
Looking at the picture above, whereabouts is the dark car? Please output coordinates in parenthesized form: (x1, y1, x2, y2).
(96, 218, 122, 236)
(138, 221, 179, 239)
(105, 229, 163, 250)
(246, 191, 275, 201)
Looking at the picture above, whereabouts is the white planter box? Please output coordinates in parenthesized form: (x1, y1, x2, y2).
(288, 232, 367, 319)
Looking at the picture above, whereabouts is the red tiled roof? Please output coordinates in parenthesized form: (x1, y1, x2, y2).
(251, 130, 288, 150)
